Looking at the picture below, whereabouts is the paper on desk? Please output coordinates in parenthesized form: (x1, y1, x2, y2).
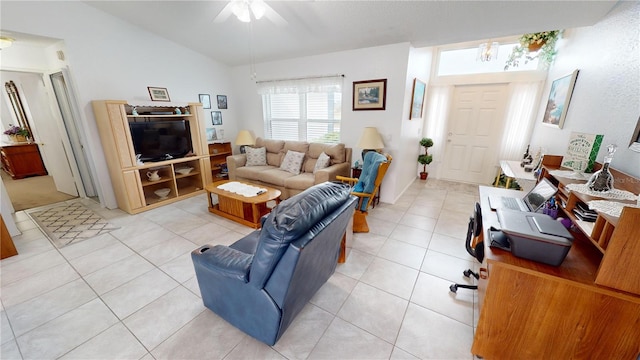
(217, 181, 267, 197)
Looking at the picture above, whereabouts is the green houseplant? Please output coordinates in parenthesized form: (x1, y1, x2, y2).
(418, 137, 433, 180)
(504, 30, 561, 70)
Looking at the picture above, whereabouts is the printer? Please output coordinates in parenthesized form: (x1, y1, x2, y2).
(490, 208, 574, 266)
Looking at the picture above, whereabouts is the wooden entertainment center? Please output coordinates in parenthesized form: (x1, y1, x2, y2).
(472, 155, 640, 358)
(92, 100, 212, 214)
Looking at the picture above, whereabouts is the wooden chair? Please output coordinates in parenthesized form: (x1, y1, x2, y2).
(337, 152, 392, 233)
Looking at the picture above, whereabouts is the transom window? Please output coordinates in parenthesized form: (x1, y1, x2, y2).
(258, 76, 342, 143)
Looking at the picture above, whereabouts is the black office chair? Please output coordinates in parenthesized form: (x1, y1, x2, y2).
(449, 202, 484, 293)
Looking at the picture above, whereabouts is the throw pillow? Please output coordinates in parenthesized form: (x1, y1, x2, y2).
(313, 152, 331, 173)
(280, 150, 305, 175)
(245, 147, 267, 166)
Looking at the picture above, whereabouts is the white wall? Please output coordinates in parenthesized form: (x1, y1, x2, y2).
(2, 1, 237, 208)
(231, 43, 418, 203)
(529, 2, 640, 177)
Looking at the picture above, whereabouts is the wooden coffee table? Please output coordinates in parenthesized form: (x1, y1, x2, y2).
(205, 180, 281, 229)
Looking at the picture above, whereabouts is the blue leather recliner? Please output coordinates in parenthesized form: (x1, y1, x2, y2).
(191, 181, 357, 345)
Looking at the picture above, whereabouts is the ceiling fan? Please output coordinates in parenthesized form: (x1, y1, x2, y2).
(213, 0, 287, 26)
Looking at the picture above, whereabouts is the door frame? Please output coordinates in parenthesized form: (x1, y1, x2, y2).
(48, 69, 97, 198)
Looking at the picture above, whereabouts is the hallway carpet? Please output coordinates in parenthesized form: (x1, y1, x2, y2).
(1, 171, 76, 211)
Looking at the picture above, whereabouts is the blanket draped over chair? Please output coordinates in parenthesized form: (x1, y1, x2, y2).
(353, 151, 387, 211)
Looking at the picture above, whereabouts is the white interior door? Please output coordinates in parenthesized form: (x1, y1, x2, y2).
(441, 84, 507, 184)
(13, 73, 78, 196)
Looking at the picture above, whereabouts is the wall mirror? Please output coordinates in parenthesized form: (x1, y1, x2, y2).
(630, 116, 640, 153)
(5, 80, 34, 138)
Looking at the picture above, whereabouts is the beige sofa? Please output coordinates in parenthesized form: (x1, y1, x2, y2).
(226, 138, 352, 199)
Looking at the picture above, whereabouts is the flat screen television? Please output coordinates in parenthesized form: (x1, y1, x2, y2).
(129, 120, 192, 162)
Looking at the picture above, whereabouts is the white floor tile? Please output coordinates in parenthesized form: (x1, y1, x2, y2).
(123, 286, 204, 350)
(337, 282, 408, 343)
(16, 299, 118, 360)
(359, 257, 419, 300)
(59, 323, 147, 360)
(396, 303, 474, 359)
(308, 317, 393, 359)
(411, 273, 474, 326)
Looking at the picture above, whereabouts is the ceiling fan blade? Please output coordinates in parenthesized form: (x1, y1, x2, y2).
(263, 3, 288, 26)
(213, 2, 234, 23)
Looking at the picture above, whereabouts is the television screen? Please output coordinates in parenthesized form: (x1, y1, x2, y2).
(129, 120, 192, 162)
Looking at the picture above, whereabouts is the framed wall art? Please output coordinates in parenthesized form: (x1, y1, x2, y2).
(353, 79, 387, 111)
(217, 95, 228, 109)
(148, 87, 170, 102)
(206, 128, 217, 141)
(629, 116, 640, 152)
(409, 78, 426, 119)
(211, 111, 223, 125)
(199, 94, 211, 109)
(541, 70, 579, 129)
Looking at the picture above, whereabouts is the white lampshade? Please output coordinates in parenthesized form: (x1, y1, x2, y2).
(235, 130, 255, 146)
(358, 127, 384, 150)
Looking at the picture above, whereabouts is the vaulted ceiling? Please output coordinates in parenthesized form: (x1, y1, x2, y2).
(6, 1, 620, 66)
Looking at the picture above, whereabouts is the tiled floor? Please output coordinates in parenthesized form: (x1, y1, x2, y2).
(1, 179, 480, 359)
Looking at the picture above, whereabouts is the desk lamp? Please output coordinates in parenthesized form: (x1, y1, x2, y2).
(235, 130, 255, 154)
(357, 127, 385, 162)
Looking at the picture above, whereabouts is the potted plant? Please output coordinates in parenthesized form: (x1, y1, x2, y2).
(418, 137, 433, 180)
(504, 30, 561, 70)
(3, 124, 30, 142)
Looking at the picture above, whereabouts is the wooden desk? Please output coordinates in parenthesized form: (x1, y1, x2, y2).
(472, 186, 640, 359)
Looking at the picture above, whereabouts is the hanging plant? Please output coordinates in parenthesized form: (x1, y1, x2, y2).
(504, 30, 561, 70)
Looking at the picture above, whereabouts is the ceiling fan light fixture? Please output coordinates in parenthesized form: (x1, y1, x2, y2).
(231, 0, 251, 22)
(250, 0, 267, 20)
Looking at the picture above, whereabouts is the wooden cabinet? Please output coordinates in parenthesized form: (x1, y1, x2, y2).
(0, 143, 47, 179)
(472, 159, 640, 358)
(208, 142, 231, 180)
(92, 100, 211, 214)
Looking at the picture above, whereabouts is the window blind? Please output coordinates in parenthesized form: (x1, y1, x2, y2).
(259, 76, 343, 143)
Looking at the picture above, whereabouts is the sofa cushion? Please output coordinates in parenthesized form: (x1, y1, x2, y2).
(309, 143, 346, 165)
(249, 182, 352, 288)
(236, 165, 277, 181)
(282, 141, 309, 163)
(283, 173, 315, 190)
(256, 138, 285, 166)
(313, 152, 331, 173)
(280, 150, 305, 175)
(246, 147, 267, 166)
(259, 168, 297, 187)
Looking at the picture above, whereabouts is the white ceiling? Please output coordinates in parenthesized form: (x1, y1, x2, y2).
(7, 1, 620, 66)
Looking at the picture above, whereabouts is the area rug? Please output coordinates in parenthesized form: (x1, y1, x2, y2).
(29, 202, 119, 249)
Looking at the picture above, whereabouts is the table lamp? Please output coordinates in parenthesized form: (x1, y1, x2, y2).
(235, 130, 255, 154)
(357, 127, 385, 161)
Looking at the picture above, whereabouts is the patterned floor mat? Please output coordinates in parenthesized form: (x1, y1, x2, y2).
(29, 202, 119, 249)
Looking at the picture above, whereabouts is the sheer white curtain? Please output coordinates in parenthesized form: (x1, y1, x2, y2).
(498, 82, 542, 160)
(423, 85, 453, 176)
(256, 76, 343, 94)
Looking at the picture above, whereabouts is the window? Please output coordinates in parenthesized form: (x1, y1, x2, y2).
(258, 76, 342, 143)
(437, 43, 540, 76)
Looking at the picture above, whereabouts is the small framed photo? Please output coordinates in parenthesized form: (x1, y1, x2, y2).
(409, 78, 426, 120)
(199, 94, 211, 109)
(542, 70, 579, 129)
(353, 79, 387, 111)
(211, 111, 223, 125)
(217, 95, 228, 109)
(147, 87, 170, 102)
(206, 128, 217, 141)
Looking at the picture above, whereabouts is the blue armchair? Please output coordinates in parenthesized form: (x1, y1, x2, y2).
(191, 181, 357, 345)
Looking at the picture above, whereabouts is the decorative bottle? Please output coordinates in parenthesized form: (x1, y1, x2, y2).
(521, 145, 531, 167)
(586, 144, 616, 192)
